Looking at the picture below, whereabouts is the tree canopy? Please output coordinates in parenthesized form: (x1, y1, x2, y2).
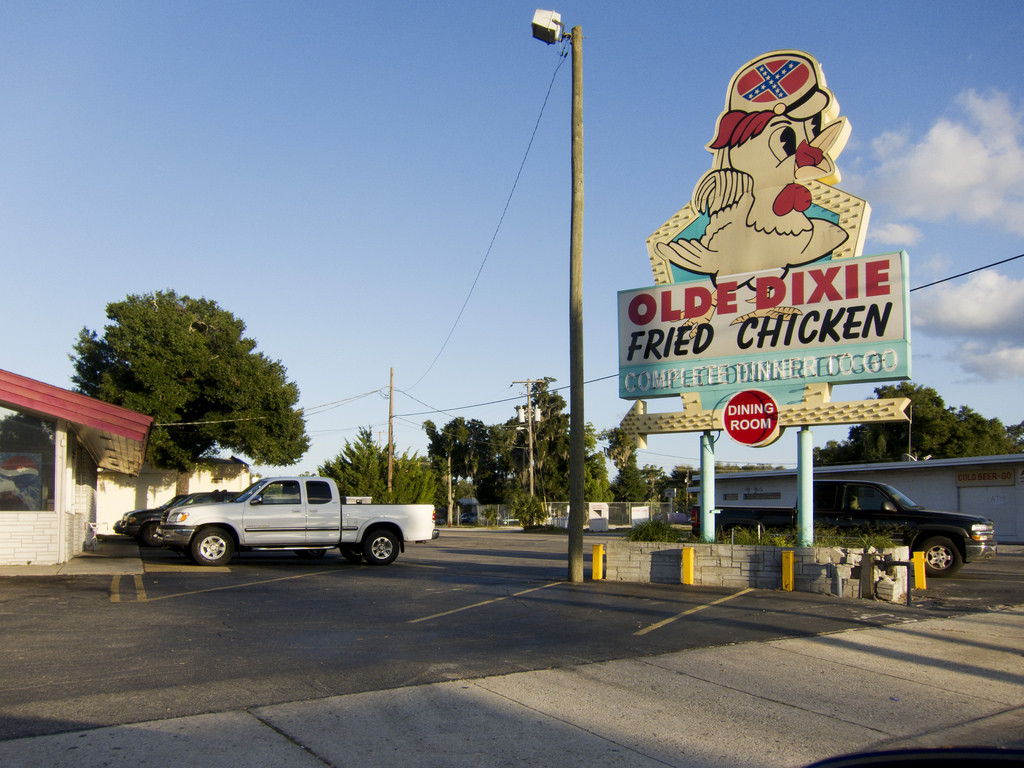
(71, 290, 309, 472)
(423, 379, 611, 509)
(318, 427, 436, 504)
(815, 382, 1020, 464)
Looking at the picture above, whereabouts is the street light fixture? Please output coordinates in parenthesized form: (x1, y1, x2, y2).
(531, 9, 585, 582)
(531, 9, 564, 44)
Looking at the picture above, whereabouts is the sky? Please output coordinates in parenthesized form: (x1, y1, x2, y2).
(2, 0, 1023, 480)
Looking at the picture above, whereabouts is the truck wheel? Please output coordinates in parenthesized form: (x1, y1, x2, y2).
(139, 522, 161, 548)
(190, 527, 235, 566)
(339, 545, 363, 563)
(918, 536, 963, 578)
(363, 529, 399, 565)
(295, 549, 327, 559)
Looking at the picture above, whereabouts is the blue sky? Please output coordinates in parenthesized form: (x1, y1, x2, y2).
(3, 1, 1023, 478)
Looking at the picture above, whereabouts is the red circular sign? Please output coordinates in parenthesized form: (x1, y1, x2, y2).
(723, 390, 781, 447)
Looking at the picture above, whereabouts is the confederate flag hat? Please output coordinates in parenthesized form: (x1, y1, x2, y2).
(726, 50, 833, 120)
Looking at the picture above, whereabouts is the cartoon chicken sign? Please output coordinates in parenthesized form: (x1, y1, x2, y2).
(619, 49, 910, 411)
(648, 50, 869, 296)
(618, 50, 911, 453)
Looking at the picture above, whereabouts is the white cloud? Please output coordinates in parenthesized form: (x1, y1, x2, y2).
(867, 90, 1024, 236)
(913, 269, 1024, 379)
(958, 342, 1024, 380)
(870, 221, 923, 246)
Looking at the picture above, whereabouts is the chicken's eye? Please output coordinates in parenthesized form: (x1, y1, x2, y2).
(769, 125, 798, 164)
(809, 114, 822, 139)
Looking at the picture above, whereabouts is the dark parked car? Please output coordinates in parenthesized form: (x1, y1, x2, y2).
(114, 491, 233, 547)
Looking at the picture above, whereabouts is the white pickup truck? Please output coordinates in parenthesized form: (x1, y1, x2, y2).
(156, 476, 438, 566)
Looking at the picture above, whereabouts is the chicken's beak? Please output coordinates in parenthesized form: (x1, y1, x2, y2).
(794, 118, 850, 184)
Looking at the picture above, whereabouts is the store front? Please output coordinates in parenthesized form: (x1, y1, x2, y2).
(0, 369, 152, 565)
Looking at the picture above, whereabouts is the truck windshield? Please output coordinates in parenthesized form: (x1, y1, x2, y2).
(879, 483, 922, 509)
(233, 480, 268, 503)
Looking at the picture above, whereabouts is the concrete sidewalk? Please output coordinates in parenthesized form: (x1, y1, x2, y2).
(1, 603, 1022, 767)
(0, 537, 144, 576)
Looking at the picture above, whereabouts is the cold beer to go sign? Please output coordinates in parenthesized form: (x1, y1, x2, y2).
(724, 390, 781, 447)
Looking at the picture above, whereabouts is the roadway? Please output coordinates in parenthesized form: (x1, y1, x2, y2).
(0, 531, 1021, 766)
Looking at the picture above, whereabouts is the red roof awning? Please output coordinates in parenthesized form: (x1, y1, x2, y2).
(0, 369, 153, 475)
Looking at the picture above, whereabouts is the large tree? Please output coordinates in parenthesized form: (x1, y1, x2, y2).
(815, 382, 1018, 464)
(423, 379, 610, 507)
(71, 290, 309, 479)
(318, 427, 436, 504)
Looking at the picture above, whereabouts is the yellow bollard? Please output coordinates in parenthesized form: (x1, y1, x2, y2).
(682, 547, 695, 585)
(913, 550, 927, 590)
(781, 550, 794, 591)
(592, 544, 604, 580)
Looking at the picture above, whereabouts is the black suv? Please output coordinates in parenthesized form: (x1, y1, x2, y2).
(114, 490, 234, 547)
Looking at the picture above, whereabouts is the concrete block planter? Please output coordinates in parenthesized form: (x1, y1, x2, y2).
(604, 541, 910, 603)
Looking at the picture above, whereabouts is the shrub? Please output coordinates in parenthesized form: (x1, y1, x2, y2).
(714, 525, 899, 549)
(628, 519, 684, 543)
(510, 493, 547, 528)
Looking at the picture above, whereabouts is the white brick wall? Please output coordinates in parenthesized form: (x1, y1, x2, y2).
(0, 511, 60, 565)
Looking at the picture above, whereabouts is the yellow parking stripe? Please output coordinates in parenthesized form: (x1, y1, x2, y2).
(133, 574, 147, 602)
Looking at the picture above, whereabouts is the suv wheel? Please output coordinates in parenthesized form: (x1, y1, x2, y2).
(139, 522, 161, 548)
(918, 536, 963, 578)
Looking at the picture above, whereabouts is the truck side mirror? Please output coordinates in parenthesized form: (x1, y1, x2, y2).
(250, 496, 263, 505)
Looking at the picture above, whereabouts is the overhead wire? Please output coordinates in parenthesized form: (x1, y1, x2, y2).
(406, 50, 570, 392)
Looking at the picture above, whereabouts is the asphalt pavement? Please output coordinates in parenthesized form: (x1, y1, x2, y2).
(2, 540, 1023, 767)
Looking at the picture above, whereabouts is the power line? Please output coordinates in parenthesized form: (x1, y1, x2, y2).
(909, 252, 1023, 292)
(407, 52, 569, 392)
(221, 254, 1024, 434)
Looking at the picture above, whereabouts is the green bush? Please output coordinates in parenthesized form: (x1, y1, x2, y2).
(628, 519, 684, 543)
(714, 525, 899, 549)
(510, 493, 547, 528)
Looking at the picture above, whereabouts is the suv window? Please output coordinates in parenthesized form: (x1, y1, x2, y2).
(843, 484, 888, 511)
(814, 482, 839, 510)
(306, 481, 333, 505)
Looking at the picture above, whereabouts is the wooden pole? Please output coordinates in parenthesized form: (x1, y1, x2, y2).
(387, 367, 394, 494)
(567, 25, 585, 583)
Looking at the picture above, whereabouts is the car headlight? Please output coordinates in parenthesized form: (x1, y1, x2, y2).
(971, 523, 994, 540)
(166, 511, 190, 524)
(127, 515, 138, 524)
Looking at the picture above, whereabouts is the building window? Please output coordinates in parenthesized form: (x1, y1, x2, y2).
(0, 406, 56, 511)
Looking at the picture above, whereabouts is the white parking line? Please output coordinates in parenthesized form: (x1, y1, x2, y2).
(408, 582, 560, 624)
(634, 588, 754, 636)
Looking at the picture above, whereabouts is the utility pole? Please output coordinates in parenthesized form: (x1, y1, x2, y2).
(530, 12, 584, 581)
(512, 379, 542, 497)
(447, 452, 454, 526)
(387, 367, 394, 493)
(566, 24, 585, 583)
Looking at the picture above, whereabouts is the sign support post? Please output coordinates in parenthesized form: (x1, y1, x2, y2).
(700, 431, 716, 542)
(797, 426, 814, 546)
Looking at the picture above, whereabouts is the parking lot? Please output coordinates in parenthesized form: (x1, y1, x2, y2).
(1, 531, 1022, 749)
